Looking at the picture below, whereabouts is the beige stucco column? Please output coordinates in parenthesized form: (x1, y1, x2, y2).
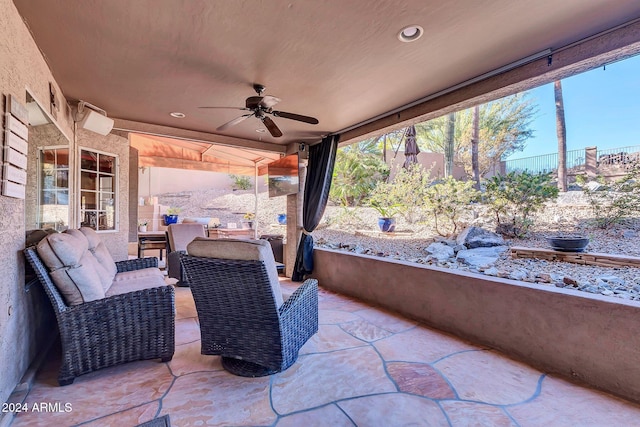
(284, 152, 306, 278)
(585, 146, 597, 177)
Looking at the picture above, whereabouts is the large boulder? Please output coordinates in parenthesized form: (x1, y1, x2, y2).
(456, 246, 509, 269)
(425, 242, 455, 262)
(456, 226, 505, 249)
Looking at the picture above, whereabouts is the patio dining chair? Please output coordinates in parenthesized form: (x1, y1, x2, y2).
(180, 237, 318, 377)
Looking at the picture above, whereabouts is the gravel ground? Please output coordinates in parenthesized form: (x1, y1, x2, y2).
(159, 188, 640, 300)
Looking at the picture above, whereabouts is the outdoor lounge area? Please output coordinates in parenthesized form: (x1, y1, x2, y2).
(4, 2, 640, 426)
(9, 278, 640, 426)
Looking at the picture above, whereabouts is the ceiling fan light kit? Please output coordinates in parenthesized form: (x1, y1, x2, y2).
(201, 84, 318, 138)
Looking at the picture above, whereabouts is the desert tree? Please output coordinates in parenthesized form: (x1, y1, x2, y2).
(416, 93, 537, 178)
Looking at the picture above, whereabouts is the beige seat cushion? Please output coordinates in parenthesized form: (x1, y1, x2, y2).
(106, 269, 167, 297)
(79, 227, 118, 284)
(112, 267, 165, 282)
(37, 231, 105, 305)
(167, 223, 207, 252)
(64, 229, 112, 291)
(187, 237, 284, 307)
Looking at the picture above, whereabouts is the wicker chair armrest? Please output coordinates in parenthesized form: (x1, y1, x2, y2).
(116, 257, 159, 272)
(279, 278, 319, 331)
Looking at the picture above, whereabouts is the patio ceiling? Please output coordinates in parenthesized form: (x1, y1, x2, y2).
(130, 133, 281, 175)
(13, 1, 640, 149)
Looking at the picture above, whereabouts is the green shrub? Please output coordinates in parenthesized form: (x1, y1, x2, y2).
(229, 174, 252, 190)
(582, 167, 640, 229)
(424, 177, 480, 236)
(368, 164, 431, 224)
(330, 149, 389, 206)
(484, 171, 558, 237)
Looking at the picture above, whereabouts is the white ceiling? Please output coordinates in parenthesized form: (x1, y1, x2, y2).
(14, 0, 640, 148)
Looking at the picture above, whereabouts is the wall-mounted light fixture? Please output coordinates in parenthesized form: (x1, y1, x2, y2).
(76, 100, 114, 135)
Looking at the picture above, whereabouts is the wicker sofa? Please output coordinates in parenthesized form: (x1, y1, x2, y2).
(180, 237, 318, 377)
(24, 227, 175, 385)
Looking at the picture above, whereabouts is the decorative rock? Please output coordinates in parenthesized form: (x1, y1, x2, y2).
(483, 267, 499, 276)
(563, 276, 578, 286)
(550, 273, 564, 283)
(452, 244, 467, 253)
(456, 227, 505, 249)
(425, 243, 455, 262)
(595, 279, 611, 290)
(598, 275, 625, 286)
(456, 246, 509, 269)
(508, 269, 528, 281)
(601, 289, 614, 296)
(434, 237, 457, 247)
(621, 229, 637, 239)
(536, 273, 552, 283)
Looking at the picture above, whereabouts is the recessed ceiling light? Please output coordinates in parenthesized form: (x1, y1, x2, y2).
(170, 112, 185, 118)
(398, 25, 423, 42)
(256, 128, 267, 133)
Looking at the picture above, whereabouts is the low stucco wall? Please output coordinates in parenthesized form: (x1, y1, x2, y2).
(312, 247, 640, 404)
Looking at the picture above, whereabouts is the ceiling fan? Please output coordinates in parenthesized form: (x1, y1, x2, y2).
(200, 84, 319, 138)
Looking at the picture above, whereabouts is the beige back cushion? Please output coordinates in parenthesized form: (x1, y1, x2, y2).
(79, 227, 118, 279)
(36, 231, 105, 305)
(187, 237, 284, 307)
(168, 223, 206, 252)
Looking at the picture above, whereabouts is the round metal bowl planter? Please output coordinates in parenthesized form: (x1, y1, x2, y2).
(546, 236, 589, 252)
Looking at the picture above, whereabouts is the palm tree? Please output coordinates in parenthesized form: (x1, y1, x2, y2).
(444, 112, 455, 177)
(471, 105, 480, 189)
(555, 80, 567, 192)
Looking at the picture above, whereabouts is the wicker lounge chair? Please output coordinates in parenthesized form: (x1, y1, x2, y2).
(180, 238, 318, 377)
(24, 246, 175, 385)
(166, 223, 207, 286)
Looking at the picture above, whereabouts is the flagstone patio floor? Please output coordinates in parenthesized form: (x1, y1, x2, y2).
(10, 279, 640, 426)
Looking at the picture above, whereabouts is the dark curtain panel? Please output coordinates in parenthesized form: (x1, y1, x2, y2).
(292, 134, 339, 281)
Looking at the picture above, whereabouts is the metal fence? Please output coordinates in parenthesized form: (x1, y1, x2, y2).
(505, 145, 640, 174)
(596, 145, 640, 167)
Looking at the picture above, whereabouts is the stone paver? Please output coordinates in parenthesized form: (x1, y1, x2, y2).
(338, 394, 450, 426)
(387, 362, 456, 399)
(507, 375, 640, 426)
(271, 346, 396, 414)
(434, 349, 542, 405)
(10, 279, 640, 426)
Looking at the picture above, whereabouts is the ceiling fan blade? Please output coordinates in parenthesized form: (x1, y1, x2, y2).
(259, 95, 281, 109)
(261, 116, 283, 138)
(272, 110, 319, 125)
(217, 114, 252, 131)
(199, 106, 250, 112)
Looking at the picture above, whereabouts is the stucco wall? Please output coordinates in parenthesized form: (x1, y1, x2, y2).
(0, 0, 130, 404)
(0, 0, 73, 405)
(77, 129, 130, 261)
(312, 248, 640, 404)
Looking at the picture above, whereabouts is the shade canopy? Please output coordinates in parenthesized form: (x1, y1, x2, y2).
(131, 133, 281, 175)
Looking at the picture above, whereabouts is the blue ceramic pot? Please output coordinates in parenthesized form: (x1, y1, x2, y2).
(377, 217, 396, 233)
(164, 214, 179, 225)
(277, 214, 287, 225)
